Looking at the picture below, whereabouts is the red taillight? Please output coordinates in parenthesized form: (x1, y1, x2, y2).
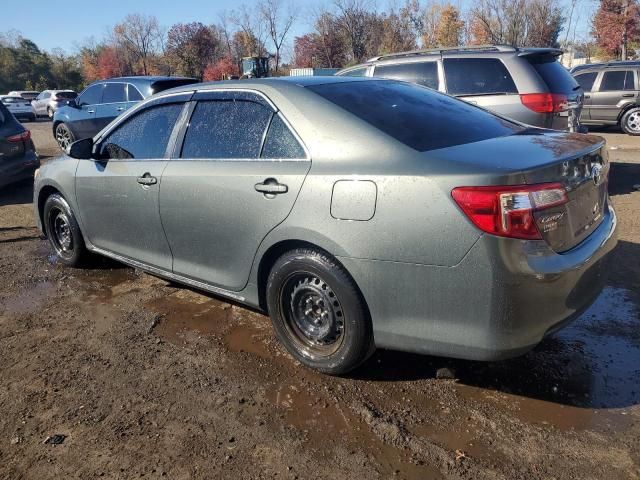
(7, 130, 31, 143)
(451, 183, 568, 240)
(520, 93, 568, 113)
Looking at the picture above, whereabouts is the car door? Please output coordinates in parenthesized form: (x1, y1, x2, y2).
(75, 94, 190, 269)
(33, 91, 47, 115)
(73, 84, 103, 139)
(160, 90, 311, 291)
(573, 71, 599, 121)
(372, 60, 441, 91)
(95, 82, 128, 133)
(589, 69, 637, 123)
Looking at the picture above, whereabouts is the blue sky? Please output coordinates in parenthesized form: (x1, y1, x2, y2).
(6, 0, 596, 54)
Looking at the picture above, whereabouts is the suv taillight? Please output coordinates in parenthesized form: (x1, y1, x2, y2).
(7, 130, 31, 143)
(451, 183, 568, 240)
(520, 93, 568, 113)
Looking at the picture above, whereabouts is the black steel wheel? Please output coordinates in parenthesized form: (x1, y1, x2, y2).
(43, 193, 87, 266)
(266, 248, 374, 375)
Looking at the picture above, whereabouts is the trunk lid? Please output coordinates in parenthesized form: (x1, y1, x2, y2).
(434, 130, 609, 252)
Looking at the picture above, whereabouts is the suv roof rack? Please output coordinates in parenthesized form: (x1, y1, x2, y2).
(367, 44, 517, 62)
(572, 60, 640, 72)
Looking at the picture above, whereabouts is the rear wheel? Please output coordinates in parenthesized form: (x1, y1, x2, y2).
(43, 194, 87, 267)
(621, 107, 640, 135)
(266, 248, 374, 375)
(55, 122, 74, 151)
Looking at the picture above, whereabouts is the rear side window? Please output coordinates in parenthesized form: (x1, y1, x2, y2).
(127, 84, 143, 101)
(574, 72, 598, 92)
(100, 103, 183, 159)
(55, 91, 77, 99)
(78, 84, 103, 106)
(262, 115, 306, 159)
(444, 58, 517, 96)
(340, 67, 367, 77)
(373, 62, 438, 89)
(308, 80, 521, 152)
(600, 71, 634, 91)
(527, 56, 579, 93)
(102, 83, 126, 103)
(181, 100, 272, 159)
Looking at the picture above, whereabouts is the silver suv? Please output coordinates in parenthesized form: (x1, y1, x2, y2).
(337, 45, 584, 132)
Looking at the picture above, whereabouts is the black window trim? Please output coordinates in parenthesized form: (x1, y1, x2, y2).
(172, 89, 310, 162)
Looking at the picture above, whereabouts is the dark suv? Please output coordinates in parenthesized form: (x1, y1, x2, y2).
(571, 61, 640, 135)
(52, 76, 197, 150)
(0, 101, 39, 188)
(337, 45, 584, 131)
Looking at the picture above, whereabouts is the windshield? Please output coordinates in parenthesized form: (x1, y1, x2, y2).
(307, 80, 522, 152)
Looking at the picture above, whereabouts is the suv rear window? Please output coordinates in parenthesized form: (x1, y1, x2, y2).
(373, 62, 438, 89)
(443, 58, 517, 96)
(308, 80, 521, 152)
(55, 91, 77, 99)
(527, 55, 580, 94)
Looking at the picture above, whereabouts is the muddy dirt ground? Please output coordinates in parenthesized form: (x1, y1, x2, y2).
(1, 121, 639, 479)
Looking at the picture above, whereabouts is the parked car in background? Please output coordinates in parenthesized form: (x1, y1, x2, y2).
(52, 76, 198, 150)
(337, 45, 584, 132)
(0, 95, 36, 122)
(34, 77, 616, 374)
(571, 61, 640, 135)
(0, 101, 39, 188)
(7, 90, 40, 102)
(32, 90, 77, 119)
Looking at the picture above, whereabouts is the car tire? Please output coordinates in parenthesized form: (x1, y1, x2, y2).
(266, 248, 374, 375)
(55, 122, 75, 151)
(43, 193, 88, 267)
(620, 107, 640, 136)
(47, 107, 53, 120)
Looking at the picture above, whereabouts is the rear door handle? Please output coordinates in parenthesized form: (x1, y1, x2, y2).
(137, 173, 157, 186)
(87, 109, 95, 114)
(255, 179, 288, 195)
(116, 107, 125, 111)
(622, 93, 635, 97)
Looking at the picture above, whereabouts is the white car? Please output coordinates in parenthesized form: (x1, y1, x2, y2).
(0, 95, 36, 122)
(7, 90, 39, 102)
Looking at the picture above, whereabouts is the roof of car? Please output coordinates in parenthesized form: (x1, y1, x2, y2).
(570, 61, 640, 73)
(89, 76, 197, 86)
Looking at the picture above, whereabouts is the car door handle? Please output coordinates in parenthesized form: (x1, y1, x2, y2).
(584, 95, 590, 99)
(255, 179, 288, 195)
(622, 93, 635, 97)
(137, 173, 157, 186)
(87, 109, 95, 114)
(116, 107, 125, 111)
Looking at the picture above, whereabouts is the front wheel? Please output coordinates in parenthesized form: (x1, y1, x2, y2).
(54, 122, 74, 151)
(47, 107, 54, 119)
(266, 248, 374, 375)
(43, 194, 87, 267)
(621, 107, 640, 135)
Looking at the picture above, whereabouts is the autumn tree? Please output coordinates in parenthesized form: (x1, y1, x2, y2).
(293, 34, 320, 67)
(166, 23, 219, 79)
(203, 56, 239, 80)
(380, 10, 418, 53)
(436, 5, 464, 47)
(113, 14, 163, 75)
(232, 5, 268, 57)
(592, 0, 640, 59)
(334, 0, 376, 63)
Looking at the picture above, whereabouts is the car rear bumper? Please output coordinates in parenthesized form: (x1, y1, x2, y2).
(339, 204, 618, 360)
(0, 149, 40, 188)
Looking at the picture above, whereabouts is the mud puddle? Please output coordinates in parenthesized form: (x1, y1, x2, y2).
(451, 286, 640, 431)
(0, 280, 55, 315)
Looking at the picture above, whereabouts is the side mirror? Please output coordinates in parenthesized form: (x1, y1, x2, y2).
(67, 137, 94, 159)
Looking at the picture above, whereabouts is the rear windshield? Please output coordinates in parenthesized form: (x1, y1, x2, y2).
(55, 91, 77, 99)
(151, 79, 198, 94)
(1, 97, 27, 104)
(527, 55, 580, 94)
(308, 80, 521, 152)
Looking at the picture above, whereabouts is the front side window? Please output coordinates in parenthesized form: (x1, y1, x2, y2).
(373, 62, 439, 89)
(100, 103, 184, 160)
(340, 67, 367, 77)
(308, 80, 521, 152)
(78, 84, 103, 106)
(444, 58, 518, 96)
(262, 115, 306, 159)
(599, 70, 634, 91)
(181, 100, 272, 159)
(574, 72, 598, 92)
(102, 83, 126, 103)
